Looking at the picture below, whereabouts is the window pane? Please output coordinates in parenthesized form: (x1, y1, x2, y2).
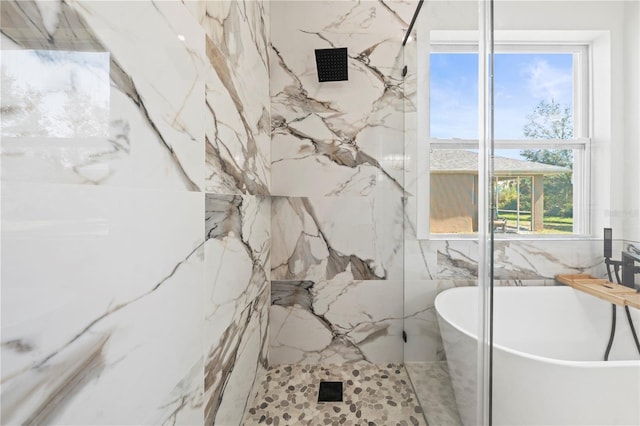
(494, 148, 574, 234)
(429, 50, 579, 235)
(494, 53, 573, 139)
(430, 148, 576, 234)
(429, 53, 478, 139)
(430, 149, 478, 234)
(430, 52, 574, 140)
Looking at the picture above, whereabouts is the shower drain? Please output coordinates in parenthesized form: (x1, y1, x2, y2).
(317, 381, 343, 402)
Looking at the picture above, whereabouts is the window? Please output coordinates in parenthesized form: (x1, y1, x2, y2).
(423, 43, 589, 237)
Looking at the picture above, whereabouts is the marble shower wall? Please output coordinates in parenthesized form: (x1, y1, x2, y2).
(270, 196, 404, 364)
(195, 1, 272, 424)
(197, 0, 271, 195)
(203, 194, 270, 425)
(269, 0, 414, 365)
(1, 1, 270, 424)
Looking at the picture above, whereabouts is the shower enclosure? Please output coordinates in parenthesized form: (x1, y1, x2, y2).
(402, 0, 640, 425)
(1, 0, 637, 423)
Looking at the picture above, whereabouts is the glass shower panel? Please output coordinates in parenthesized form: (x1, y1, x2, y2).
(401, 8, 423, 417)
(490, 1, 640, 425)
(403, 1, 492, 425)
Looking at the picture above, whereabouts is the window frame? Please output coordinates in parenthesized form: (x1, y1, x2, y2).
(417, 41, 592, 240)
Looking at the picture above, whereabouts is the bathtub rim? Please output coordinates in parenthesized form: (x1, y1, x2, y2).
(434, 286, 640, 368)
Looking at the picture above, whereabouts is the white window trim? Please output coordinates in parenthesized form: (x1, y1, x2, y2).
(416, 32, 600, 240)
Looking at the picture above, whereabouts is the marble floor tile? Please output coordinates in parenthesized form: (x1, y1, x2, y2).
(242, 363, 427, 426)
(405, 362, 462, 426)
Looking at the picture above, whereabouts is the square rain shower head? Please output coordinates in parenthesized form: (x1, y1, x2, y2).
(314, 48, 348, 82)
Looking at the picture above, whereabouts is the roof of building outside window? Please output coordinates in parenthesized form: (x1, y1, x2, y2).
(430, 149, 571, 175)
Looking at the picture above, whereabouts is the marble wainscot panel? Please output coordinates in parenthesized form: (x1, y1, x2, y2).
(270, 196, 404, 364)
(199, 0, 271, 195)
(270, 0, 413, 197)
(404, 280, 448, 363)
(402, 238, 604, 362)
(204, 194, 271, 425)
(492, 239, 604, 281)
(0, 0, 205, 190)
(0, 183, 205, 425)
(270, 279, 404, 365)
(404, 239, 603, 283)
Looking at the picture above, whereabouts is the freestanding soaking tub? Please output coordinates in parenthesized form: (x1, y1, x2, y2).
(435, 286, 640, 426)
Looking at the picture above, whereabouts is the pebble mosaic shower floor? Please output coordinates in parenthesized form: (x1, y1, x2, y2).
(242, 363, 427, 426)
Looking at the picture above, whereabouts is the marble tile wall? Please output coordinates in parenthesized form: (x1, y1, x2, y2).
(194, 1, 272, 423)
(1, 183, 205, 425)
(198, 0, 271, 195)
(203, 194, 271, 425)
(270, 196, 404, 364)
(1, 0, 270, 424)
(268, 0, 415, 365)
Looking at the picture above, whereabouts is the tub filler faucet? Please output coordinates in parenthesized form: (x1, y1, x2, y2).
(603, 228, 640, 360)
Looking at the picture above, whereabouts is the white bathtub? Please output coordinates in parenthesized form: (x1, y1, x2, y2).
(435, 286, 640, 426)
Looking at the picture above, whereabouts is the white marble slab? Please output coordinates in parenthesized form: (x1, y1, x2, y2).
(270, 278, 403, 365)
(207, 286, 269, 426)
(404, 280, 447, 363)
(405, 361, 462, 426)
(403, 237, 603, 362)
(1, 182, 204, 425)
(1, 1, 206, 191)
(272, 196, 404, 282)
(269, 0, 413, 197)
(2, 1, 273, 424)
(203, 0, 271, 195)
(267, 0, 413, 366)
(203, 194, 271, 425)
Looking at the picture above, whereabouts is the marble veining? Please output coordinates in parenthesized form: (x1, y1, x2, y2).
(2, 0, 272, 424)
(204, 194, 271, 425)
(270, 279, 403, 365)
(205, 286, 269, 426)
(271, 197, 403, 282)
(405, 362, 462, 426)
(3, 0, 617, 423)
(270, 0, 412, 197)
(267, 0, 411, 367)
(402, 238, 604, 362)
(155, 357, 205, 425)
(1, 0, 205, 190)
(202, 0, 271, 195)
(431, 239, 604, 281)
(272, 280, 315, 311)
(1, 185, 205, 425)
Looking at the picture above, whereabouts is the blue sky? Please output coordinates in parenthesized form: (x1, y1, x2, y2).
(430, 52, 573, 140)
